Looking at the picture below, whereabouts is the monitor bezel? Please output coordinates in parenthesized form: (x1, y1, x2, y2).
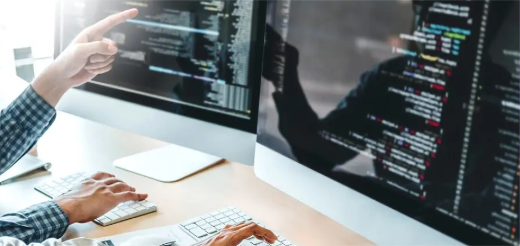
(54, 0, 267, 134)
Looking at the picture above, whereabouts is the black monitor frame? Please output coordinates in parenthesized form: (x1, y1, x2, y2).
(54, 0, 267, 134)
(258, 1, 518, 246)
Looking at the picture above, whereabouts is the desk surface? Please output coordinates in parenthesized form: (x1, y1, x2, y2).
(0, 78, 373, 246)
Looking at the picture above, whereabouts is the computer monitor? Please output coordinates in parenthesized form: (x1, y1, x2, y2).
(53, 0, 266, 180)
(256, 0, 519, 245)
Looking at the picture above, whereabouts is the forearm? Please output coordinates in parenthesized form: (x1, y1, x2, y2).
(0, 237, 103, 246)
(0, 86, 56, 175)
(31, 67, 71, 107)
(0, 201, 69, 244)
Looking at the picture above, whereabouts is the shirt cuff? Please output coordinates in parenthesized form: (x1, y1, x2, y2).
(4, 86, 56, 131)
(34, 201, 70, 238)
(0, 201, 70, 243)
(16, 201, 70, 240)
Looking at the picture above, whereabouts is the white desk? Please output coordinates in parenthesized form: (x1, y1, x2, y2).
(0, 73, 373, 245)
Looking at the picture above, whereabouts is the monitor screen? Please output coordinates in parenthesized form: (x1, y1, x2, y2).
(258, 0, 519, 245)
(56, 0, 266, 133)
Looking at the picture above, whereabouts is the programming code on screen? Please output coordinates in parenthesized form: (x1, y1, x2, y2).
(61, 0, 256, 118)
(259, 1, 518, 244)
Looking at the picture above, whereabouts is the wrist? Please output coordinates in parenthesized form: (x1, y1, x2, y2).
(31, 66, 72, 107)
(55, 198, 80, 224)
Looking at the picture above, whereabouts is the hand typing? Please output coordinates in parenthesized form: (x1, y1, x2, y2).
(198, 222, 277, 246)
(54, 172, 148, 224)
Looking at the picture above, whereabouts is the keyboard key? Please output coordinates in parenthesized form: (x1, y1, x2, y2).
(190, 228, 208, 238)
(278, 237, 286, 242)
(200, 223, 212, 230)
(100, 218, 111, 224)
(238, 212, 247, 217)
(282, 241, 292, 246)
(206, 227, 217, 234)
(216, 224, 225, 230)
(105, 212, 119, 220)
(114, 210, 128, 218)
(131, 203, 142, 209)
(123, 201, 134, 206)
(243, 216, 252, 221)
(205, 217, 216, 223)
(257, 243, 269, 246)
(141, 202, 155, 208)
(215, 214, 225, 219)
(184, 224, 197, 230)
(227, 221, 236, 226)
(229, 214, 239, 220)
(273, 242, 282, 246)
(196, 220, 207, 226)
(125, 208, 138, 214)
(219, 218, 230, 224)
(234, 218, 245, 224)
(135, 205, 147, 211)
(181, 218, 201, 226)
(210, 221, 221, 227)
(250, 239, 264, 245)
(224, 211, 235, 216)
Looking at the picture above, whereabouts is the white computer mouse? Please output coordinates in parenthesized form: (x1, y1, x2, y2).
(119, 234, 175, 246)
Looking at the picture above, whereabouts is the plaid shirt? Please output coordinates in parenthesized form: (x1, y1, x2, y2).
(0, 86, 70, 243)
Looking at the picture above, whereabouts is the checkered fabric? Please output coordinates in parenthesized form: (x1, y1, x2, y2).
(0, 86, 69, 243)
(0, 201, 70, 244)
(0, 86, 55, 174)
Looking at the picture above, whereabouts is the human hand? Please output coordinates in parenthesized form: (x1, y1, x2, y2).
(262, 24, 299, 90)
(31, 9, 138, 106)
(198, 222, 277, 246)
(55, 172, 148, 224)
(51, 9, 138, 87)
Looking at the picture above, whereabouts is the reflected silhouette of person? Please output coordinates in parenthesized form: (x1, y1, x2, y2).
(262, 0, 515, 225)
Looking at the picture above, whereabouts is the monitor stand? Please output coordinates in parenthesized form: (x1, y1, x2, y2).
(113, 145, 224, 182)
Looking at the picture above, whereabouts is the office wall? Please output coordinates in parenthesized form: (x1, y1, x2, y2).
(0, 0, 55, 78)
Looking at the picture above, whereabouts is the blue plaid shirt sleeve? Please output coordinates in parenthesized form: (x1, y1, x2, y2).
(0, 85, 56, 174)
(0, 201, 70, 244)
(0, 86, 70, 243)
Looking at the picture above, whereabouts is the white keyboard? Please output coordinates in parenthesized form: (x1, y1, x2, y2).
(34, 172, 157, 226)
(35, 172, 90, 198)
(179, 207, 296, 246)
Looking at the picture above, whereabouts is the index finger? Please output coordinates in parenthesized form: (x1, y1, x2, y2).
(89, 8, 138, 37)
(91, 171, 115, 180)
(234, 223, 278, 244)
(115, 191, 148, 203)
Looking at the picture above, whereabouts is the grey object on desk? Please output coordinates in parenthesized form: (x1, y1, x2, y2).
(0, 154, 51, 184)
